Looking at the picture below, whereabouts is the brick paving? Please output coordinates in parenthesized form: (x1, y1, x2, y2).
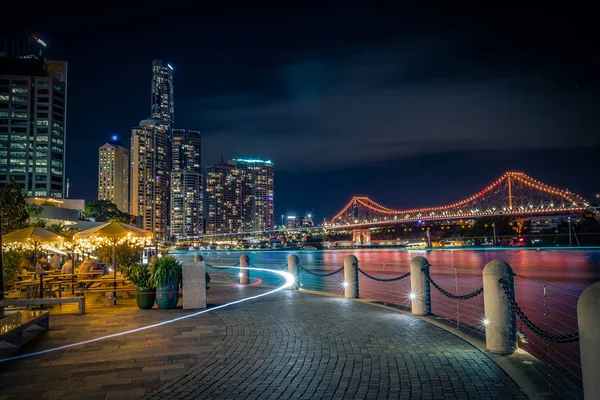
(0, 284, 527, 400)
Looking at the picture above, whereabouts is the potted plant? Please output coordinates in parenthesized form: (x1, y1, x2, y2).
(123, 263, 155, 309)
(149, 256, 182, 309)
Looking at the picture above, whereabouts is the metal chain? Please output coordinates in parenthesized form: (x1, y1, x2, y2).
(498, 278, 579, 343)
(357, 267, 410, 282)
(298, 263, 344, 277)
(422, 267, 483, 300)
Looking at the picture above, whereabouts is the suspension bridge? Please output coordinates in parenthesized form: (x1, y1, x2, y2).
(327, 172, 590, 238)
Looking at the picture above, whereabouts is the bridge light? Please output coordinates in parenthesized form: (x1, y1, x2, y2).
(408, 291, 417, 301)
(342, 281, 349, 288)
(482, 318, 490, 326)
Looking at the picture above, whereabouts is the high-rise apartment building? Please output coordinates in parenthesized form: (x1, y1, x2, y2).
(203, 158, 274, 235)
(170, 129, 202, 239)
(151, 60, 174, 127)
(204, 161, 243, 235)
(0, 34, 67, 197)
(130, 118, 171, 239)
(234, 158, 275, 232)
(98, 136, 129, 212)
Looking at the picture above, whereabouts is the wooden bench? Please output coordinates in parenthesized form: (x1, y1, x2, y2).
(0, 310, 49, 350)
(0, 297, 86, 315)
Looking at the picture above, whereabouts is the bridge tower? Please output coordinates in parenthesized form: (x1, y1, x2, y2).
(352, 229, 372, 246)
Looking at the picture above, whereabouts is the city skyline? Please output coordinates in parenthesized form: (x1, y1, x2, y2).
(4, 7, 599, 221)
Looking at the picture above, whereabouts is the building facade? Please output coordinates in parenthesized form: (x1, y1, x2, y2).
(203, 158, 274, 235)
(233, 158, 275, 232)
(170, 129, 202, 239)
(204, 162, 243, 235)
(0, 34, 67, 197)
(98, 137, 129, 213)
(130, 118, 171, 239)
(150, 60, 174, 128)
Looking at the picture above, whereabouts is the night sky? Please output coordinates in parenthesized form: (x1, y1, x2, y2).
(6, 5, 599, 222)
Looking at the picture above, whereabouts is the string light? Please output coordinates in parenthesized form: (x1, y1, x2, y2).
(330, 171, 588, 226)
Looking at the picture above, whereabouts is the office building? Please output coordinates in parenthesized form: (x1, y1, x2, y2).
(130, 118, 170, 239)
(286, 215, 314, 229)
(204, 161, 243, 235)
(170, 129, 202, 239)
(151, 60, 174, 127)
(203, 158, 274, 235)
(233, 158, 275, 232)
(98, 135, 129, 213)
(0, 34, 67, 197)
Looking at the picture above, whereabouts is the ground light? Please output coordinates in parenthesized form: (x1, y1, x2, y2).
(0, 267, 294, 363)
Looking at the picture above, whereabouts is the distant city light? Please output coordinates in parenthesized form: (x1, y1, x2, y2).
(287, 216, 296, 219)
(111, 135, 118, 141)
(307, 214, 312, 219)
(167, 63, 174, 70)
(35, 37, 47, 47)
(233, 158, 273, 164)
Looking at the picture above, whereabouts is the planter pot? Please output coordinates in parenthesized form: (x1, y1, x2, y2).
(156, 280, 179, 309)
(136, 287, 156, 309)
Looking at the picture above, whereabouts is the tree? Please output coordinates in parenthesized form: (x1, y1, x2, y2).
(26, 204, 43, 225)
(96, 242, 143, 268)
(84, 200, 129, 223)
(0, 179, 28, 234)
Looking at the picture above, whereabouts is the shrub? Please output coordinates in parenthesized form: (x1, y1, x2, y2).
(122, 263, 153, 288)
(149, 256, 182, 287)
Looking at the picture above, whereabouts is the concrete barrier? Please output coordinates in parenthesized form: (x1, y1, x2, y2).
(239, 254, 249, 284)
(482, 260, 516, 354)
(288, 254, 299, 290)
(410, 256, 431, 316)
(578, 281, 600, 399)
(344, 255, 359, 298)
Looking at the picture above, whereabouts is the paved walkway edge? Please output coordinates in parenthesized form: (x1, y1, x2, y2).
(299, 288, 579, 400)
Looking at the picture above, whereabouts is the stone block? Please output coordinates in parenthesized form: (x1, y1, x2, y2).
(182, 262, 206, 309)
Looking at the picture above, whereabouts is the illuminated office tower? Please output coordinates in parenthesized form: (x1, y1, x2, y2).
(150, 60, 174, 127)
(233, 158, 275, 232)
(0, 34, 67, 197)
(98, 136, 129, 212)
(204, 161, 243, 235)
(130, 118, 170, 239)
(170, 129, 202, 239)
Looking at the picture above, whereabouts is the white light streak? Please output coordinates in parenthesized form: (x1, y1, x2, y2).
(0, 266, 293, 363)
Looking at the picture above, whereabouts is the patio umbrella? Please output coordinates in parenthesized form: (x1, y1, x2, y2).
(2, 226, 67, 265)
(73, 222, 153, 305)
(2, 227, 69, 298)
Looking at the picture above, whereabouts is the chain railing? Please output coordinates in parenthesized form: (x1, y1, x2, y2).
(499, 277, 579, 343)
(422, 267, 484, 300)
(298, 263, 344, 277)
(356, 267, 410, 282)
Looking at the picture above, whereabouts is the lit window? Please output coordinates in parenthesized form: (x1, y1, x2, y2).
(36, 120, 49, 126)
(12, 95, 28, 102)
(37, 136, 48, 142)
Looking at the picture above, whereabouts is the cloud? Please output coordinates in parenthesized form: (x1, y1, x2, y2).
(184, 44, 599, 170)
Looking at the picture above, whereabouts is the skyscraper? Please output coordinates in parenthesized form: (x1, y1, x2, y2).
(98, 136, 129, 213)
(204, 161, 243, 235)
(233, 158, 275, 232)
(150, 60, 174, 127)
(203, 158, 274, 235)
(130, 118, 170, 239)
(0, 34, 67, 198)
(170, 129, 202, 239)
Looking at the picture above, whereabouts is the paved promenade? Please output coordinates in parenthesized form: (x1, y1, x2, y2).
(0, 284, 527, 400)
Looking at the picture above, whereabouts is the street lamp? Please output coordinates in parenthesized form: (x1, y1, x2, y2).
(281, 214, 284, 229)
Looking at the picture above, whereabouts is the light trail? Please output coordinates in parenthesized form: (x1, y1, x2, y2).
(0, 267, 294, 363)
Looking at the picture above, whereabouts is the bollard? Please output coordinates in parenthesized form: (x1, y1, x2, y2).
(410, 256, 431, 315)
(482, 260, 516, 354)
(288, 254, 299, 290)
(578, 281, 600, 399)
(343, 255, 359, 298)
(239, 254, 249, 284)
